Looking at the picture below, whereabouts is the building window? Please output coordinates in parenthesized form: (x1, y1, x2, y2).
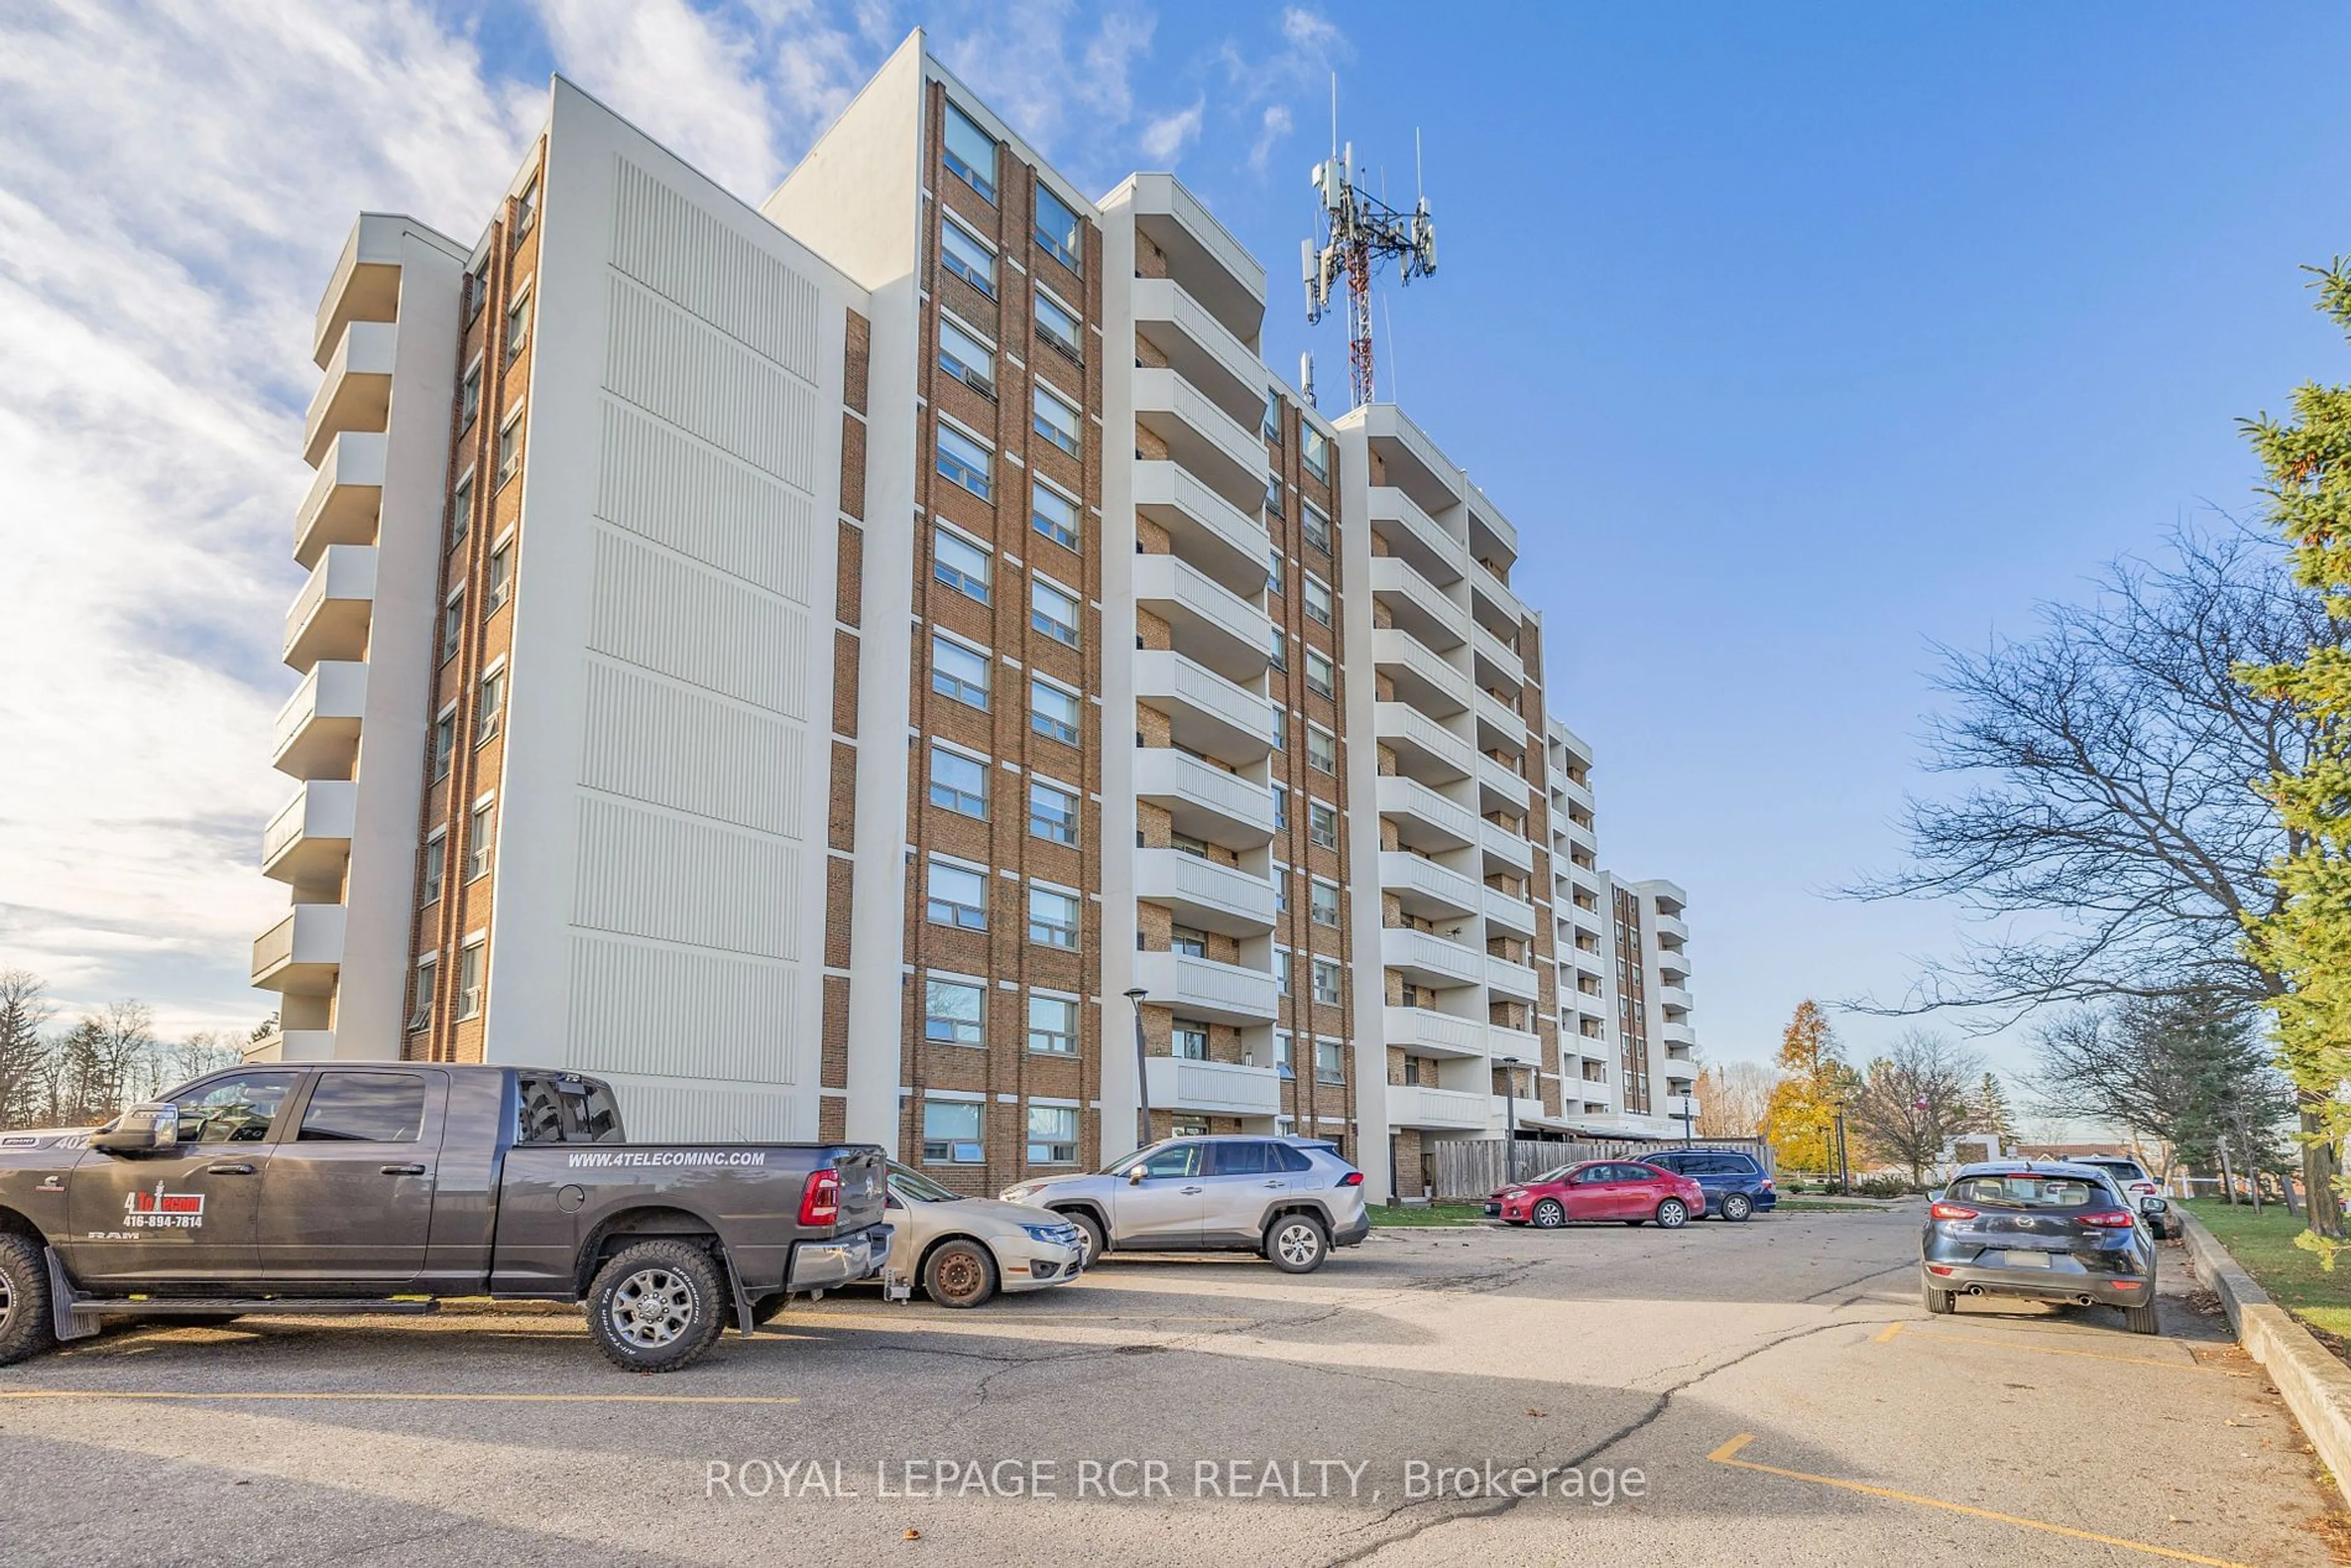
(1171, 925, 1208, 958)
(441, 587, 465, 662)
(1265, 473, 1284, 517)
(941, 100, 997, 202)
(1035, 288, 1082, 361)
(1029, 779, 1078, 845)
(937, 317, 994, 396)
(419, 833, 446, 906)
(924, 977, 984, 1046)
(1028, 994, 1078, 1055)
(1271, 784, 1288, 833)
(1273, 1030, 1295, 1079)
(1310, 878, 1340, 928)
(1031, 577, 1079, 646)
(935, 421, 992, 500)
(476, 668, 504, 745)
(1267, 626, 1287, 672)
(1275, 949, 1292, 997)
(407, 957, 435, 1032)
(929, 747, 988, 818)
(1172, 1022, 1209, 1061)
(1307, 724, 1336, 774)
(933, 527, 991, 604)
(1034, 183, 1082, 274)
(1030, 679, 1080, 745)
(932, 635, 991, 710)
(514, 176, 539, 239)
(1303, 575, 1332, 628)
(495, 408, 523, 487)
(941, 216, 996, 296)
(459, 362, 481, 430)
(1032, 482, 1079, 551)
(504, 288, 531, 367)
(466, 260, 489, 322)
(1314, 1037, 1344, 1084)
(1029, 885, 1080, 948)
(449, 471, 473, 550)
(430, 711, 455, 781)
(1308, 800, 1338, 850)
(457, 939, 486, 1020)
(1305, 648, 1335, 699)
(1267, 546, 1283, 596)
(1273, 877, 1289, 918)
(486, 543, 511, 614)
(466, 800, 495, 882)
(1027, 1104, 1079, 1164)
(1033, 384, 1081, 457)
(1270, 708, 1287, 749)
(926, 860, 987, 930)
(922, 1100, 984, 1165)
(1302, 501, 1331, 555)
(1262, 394, 1282, 445)
(1303, 426, 1330, 484)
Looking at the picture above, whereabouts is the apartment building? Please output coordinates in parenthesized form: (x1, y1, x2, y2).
(249, 31, 1699, 1201)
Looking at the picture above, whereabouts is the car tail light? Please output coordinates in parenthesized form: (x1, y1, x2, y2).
(2079, 1210, 2135, 1228)
(2110, 1280, 2142, 1289)
(1760, 1179, 1774, 1190)
(1338, 1171, 1364, 1187)
(1928, 1202, 1977, 1221)
(1926, 1264, 1955, 1276)
(799, 1168, 842, 1226)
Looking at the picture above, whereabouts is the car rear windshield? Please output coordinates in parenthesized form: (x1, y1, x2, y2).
(1948, 1175, 2101, 1209)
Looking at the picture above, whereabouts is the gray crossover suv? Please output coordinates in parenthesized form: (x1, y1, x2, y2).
(1000, 1135, 1371, 1274)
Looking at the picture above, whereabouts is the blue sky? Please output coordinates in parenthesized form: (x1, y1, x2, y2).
(4, 3, 2346, 1106)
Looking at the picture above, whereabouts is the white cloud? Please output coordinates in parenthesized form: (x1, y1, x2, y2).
(1214, 4, 1348, 179)
(534, 0, 785, 197)
(1250, 103, 1293, 174)
(1139, 97, 1205, 165)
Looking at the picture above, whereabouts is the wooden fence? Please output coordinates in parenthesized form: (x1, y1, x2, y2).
(1422, 1136, 1774, 1205)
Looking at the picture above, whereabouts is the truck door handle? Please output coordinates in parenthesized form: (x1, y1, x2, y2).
(1262, 1180, 1283, 1187)
(380, 1164, 427, 1176)
(206, 1163, 255, 1176)
(1181, 1185, 1203, 1194)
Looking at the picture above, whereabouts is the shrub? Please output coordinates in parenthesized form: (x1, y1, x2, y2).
(1854, 1174, 1912, 1199)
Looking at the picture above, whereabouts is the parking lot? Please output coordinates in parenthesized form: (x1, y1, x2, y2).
(0, 1207, 2337, 1566)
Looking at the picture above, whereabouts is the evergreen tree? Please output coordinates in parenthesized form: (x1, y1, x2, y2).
(1968, 1071, 2017, 1142)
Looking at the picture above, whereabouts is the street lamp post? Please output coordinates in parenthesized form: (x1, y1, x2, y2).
(1123, 987, 1150, 1150)
(1678, 1092, 1695, 1146)
(1499, 1055, 1521, 1181)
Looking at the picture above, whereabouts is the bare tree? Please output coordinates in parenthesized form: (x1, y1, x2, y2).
(150, 1030, 245, 1097)
(0, 970, 53, 1130)
(1696, 1060, 1775, 1137)
(1844, 522, 2345, 1230)
(1848, 1030, 1985, 1186)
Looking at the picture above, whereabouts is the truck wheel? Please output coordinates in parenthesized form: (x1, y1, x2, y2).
(0, 1235, 57, 1367)
(1264, 1214, 1329, 1274)
(922, 1239, 998, 1308)
(1720, 1193, 1754, 1222)
(586, 1240, 727, 1373)
(1062, 1210, 1106, 1269)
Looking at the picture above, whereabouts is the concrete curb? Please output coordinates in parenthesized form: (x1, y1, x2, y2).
(2179, 1209, 2351, 1504)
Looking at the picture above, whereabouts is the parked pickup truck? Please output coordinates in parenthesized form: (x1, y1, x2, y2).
(0, 1062, 890, 1372)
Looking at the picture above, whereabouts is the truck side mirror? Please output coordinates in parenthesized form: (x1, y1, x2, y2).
(90, 1103, 179, 1152)
(1128, 1168, 1146, 1185)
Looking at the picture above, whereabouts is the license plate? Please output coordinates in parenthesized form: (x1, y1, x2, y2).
(1483, 1204, 1501, 1216)
(2000, 1250, 2052, 1269)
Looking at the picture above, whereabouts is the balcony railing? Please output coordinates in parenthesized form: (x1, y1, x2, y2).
(1134, 648, 1273, 765)
(1133, 460, 1269, 599)
(1376, 774, 1480, 852)
(1387, 1084, 1489, 1131)
(1131, 275, 1265, 427)
(1374, 702, 1475, 784)
(294, 430, 387, 569)
(304, 320, 398, 468)
(1136, 847, 1276, 936)
(1379, 850, 1480, 919)
(1134, 366, 1263, 512)
(1372, 628, 1471, 719)
(1131, 949, 1279, 1025)
(1381, 926, 1484, 989)
(1383, 1005, 1485, 1059)
(1134, 748, 1275, 849)
(1366, 486, 1462, 586)
(283, 545, 377, 671)
(272, 660, 368, 779)
(1144, 1053, 1283, 1117)
(1133, 551, 1270, 682)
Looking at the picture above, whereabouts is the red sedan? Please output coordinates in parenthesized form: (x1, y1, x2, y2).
(1488, 1160, 1707, 1230)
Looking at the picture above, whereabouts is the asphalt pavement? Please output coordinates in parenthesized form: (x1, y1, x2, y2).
(0, 1207, 2336, 1566)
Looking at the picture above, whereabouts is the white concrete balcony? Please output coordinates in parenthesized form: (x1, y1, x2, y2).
(1370, 555, 1466, 651)
(1359, 405, 1465, 518)
(1467, 486, 1520, 572)
(1367, 486, 1463, 586)
(1376, 775, 1479, 853)
(1482, 884, 1537, 937)
(1134, 747, 1275, 849)
(1657, 984, 1693, 1015)
(1132, 948, 1279, 1026)
(1380, 851, 1480, 921)
(1133, 459, 1269, 598)
(1655, 945, 1690, 980)
(1381, 926, 1484, 990)
(1144, 1053, 1281, 1119)
(1559, 812, 1599, 858)
(1469, 558, 1524, 637)
(1387, 1084, 1490, 1132)
(1122, 172, 1265, 348)
(1654, 910, 1690, 943)
(262, 780, 357, 885)
(294, 430, 386, 569)
(314, 214, 410, 367)
(1485, 953, 1541, 1000)
(1659, 1019, 1698, 1049)
(243, 1028, 339, 1064)
(1659, 1053, 1701, 1087)
(1131, 276, 1267, 429)
(1372, 628, 1471, 719)
(1135, 649, 1273, 765)
(1384, 1005, 1487, 1060)
(1556, 771, 1596, 813)
(1475, 750, 1529, 815)
(1375, 702, 1474, 786)
(1136, 847, 1275, 937)
(1479, 818, 1535, 876)
(1472, 622, 1524, 696)
(1474, 686, 1526, 753)
(1134, 366, 1264, 512)
(283, 544, 377, 671)
(304, 320, 397, 469)
(251, 903, 345, 994)
(1133, 552, 1270, 682)
(1570, 944, 1608, 981)
(1488, 1024, 1542, 1067)
(272, 661, 368, 779)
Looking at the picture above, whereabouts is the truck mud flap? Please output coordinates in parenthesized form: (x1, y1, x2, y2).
(724, 1254, 756, 1337)
(45, 1248, 97, 1343)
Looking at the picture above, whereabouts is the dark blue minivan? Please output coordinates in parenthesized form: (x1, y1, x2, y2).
(1636, 1148, 1775, 1220)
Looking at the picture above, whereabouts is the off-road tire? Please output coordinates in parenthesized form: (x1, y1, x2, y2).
(1720, 1193, 1754, 1223)
(1532, 1198, 1566, 1229)
(585, 1239, 727, 1373)
(0, 1235, 57, 1367)
(1062, 1210, 1106, 1269)
(1655, 1199, 1690, 1229)
(922, 1239, 998, 1309)
(1264, 1214, 1330, 1274)
(2123, 1303, 2160, 1337)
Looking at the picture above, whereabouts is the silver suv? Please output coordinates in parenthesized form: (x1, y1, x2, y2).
(1000, 1135, 1371, 1274)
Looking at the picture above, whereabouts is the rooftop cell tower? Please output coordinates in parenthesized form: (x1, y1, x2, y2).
(1303, 83, 1436, 410)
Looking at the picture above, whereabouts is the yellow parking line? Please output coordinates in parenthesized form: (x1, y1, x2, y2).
(1872, 1320, 1905, 1343)
(1707, 1434, 2252, 1567)
(0, 1390, 798, 1405)
(1886, 1326, 2216, 1373)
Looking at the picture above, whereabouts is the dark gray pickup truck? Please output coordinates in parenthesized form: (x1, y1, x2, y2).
(0, 1062, 890, 1371)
